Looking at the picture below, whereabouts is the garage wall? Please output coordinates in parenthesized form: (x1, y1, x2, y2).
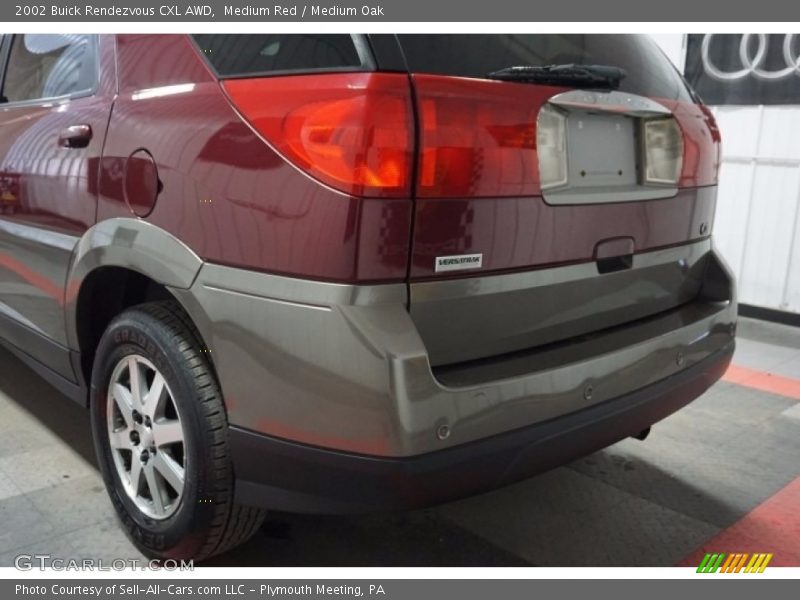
(652, 34, 800, 315)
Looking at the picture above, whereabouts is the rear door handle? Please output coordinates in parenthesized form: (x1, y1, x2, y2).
(58, 124, 93, 148)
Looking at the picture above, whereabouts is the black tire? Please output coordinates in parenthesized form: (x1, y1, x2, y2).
(90, 300, 265, 561)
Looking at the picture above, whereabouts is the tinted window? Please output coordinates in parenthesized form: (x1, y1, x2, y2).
(3, 34, 96, 102)
(192, 34, 364, 77)
(398, 34, 692, 101)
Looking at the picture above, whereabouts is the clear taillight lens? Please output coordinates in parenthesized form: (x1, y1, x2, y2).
(536, 104, 568, 190)
(643, 117, 684, 185)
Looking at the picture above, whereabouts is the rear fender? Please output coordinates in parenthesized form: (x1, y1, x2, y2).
(65, 218, 203, 350)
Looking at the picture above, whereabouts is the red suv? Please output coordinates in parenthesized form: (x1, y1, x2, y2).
(0, 34, 735, 560)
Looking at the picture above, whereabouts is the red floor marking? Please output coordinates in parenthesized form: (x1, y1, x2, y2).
(677, 476, 800, 567)
(723, 364, 800, 401)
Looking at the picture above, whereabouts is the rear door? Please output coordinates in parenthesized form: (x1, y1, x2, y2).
(0, 34, 114, 380)
(394, 35, 721, 366)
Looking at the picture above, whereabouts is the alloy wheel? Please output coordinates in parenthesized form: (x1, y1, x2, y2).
(106, 355, 186, 520)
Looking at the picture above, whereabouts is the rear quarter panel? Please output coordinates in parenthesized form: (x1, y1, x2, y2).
(97, 34, 411, 284)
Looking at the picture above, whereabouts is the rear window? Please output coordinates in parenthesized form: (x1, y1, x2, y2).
(397, 34, 693, 102)
(191, 34, 366, 78)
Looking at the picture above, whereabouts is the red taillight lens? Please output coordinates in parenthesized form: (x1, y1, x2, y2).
(414, 74, 558, 198)
(223, 73, 413, 198)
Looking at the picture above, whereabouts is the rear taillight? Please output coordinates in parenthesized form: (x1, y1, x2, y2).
(667, 99, 721, 187)
(642, 117, 684, 185)
(536, 104, 569, 190)
(223, 73, 413, 198)
(224, 72, 717, 199)
(414, 75, 557, 198)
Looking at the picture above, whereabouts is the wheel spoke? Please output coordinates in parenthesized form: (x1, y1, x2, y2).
(143, 372, 166, 418)
(112, 383, 134, 428)
(127, 356, 145, 412)
(153, 419, 183, 447)
(109, 429, 130, 450)
(129, 456, 142, 494)
(143, 462, 165, 515)
(153, 452, 184, 494)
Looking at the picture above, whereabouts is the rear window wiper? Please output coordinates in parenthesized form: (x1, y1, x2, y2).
(486, 64, 627, 89)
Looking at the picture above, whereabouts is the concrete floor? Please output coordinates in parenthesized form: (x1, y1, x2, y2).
(0, 316, 798, 567)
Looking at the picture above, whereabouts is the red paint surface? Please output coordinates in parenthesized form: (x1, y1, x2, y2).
(100, 35, 412, 283)
(98, 35, 721, 283)
(723, 365, 800, 401)
(408, 75, 720, 279)
(408, 188, 716, 279)
(678, 476, 800, 567)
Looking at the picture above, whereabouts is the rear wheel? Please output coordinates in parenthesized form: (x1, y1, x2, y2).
(90, 301, 265, 560)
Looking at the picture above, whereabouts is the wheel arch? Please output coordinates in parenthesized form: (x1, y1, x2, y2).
(66, 218, 205, 393)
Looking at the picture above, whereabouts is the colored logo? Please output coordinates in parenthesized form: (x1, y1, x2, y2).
(697, 552, 773, 573)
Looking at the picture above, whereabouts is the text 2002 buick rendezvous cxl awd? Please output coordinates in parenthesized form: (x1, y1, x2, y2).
(0, 34, 735, 560)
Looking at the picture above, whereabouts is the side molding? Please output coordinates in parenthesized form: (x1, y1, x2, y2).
(64, 218, 203, 350)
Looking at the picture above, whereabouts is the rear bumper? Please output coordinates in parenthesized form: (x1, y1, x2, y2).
(168, 240, 737, 511)
(230, 341, 734, 513)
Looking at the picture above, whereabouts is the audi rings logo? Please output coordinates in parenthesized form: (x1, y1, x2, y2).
(701, 34, 800, 81)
